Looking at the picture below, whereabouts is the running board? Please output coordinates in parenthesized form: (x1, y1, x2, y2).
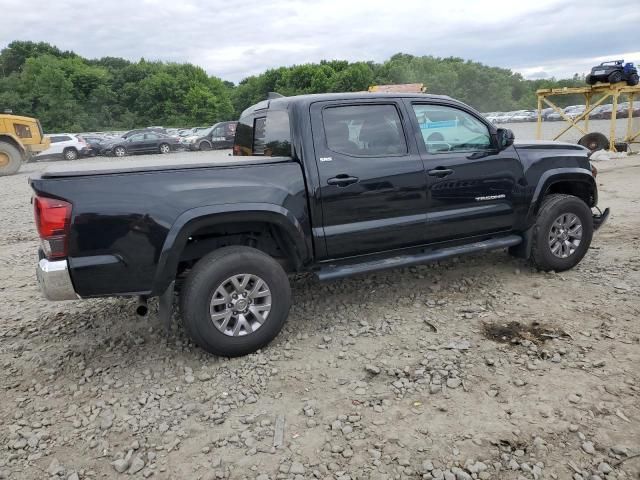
(316, 235, 522, 281)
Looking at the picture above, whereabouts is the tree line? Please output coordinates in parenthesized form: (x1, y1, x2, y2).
(0, 41, 587, 132)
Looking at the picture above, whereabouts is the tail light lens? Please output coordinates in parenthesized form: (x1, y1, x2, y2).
(33, 196, 72, 259)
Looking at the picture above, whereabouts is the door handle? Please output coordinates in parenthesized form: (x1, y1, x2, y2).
(427, 167, 454, 177)
(327, 174, 359, 187)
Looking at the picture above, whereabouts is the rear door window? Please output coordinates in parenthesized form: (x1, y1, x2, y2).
(322, 104, 407, 156)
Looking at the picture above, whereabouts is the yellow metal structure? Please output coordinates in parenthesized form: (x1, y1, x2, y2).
(0, 113, 50, 176)
(536, 82, 640, 152)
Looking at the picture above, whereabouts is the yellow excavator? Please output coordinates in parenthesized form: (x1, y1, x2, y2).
(0, 111, 50, 176)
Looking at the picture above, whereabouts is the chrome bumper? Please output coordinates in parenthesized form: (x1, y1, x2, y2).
(36, 258, 77, 301)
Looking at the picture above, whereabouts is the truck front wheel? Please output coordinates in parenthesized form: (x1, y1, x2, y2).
(180, 246, 291, 357)
(0, 142, 22, 176)
(530, 194, 593, 272)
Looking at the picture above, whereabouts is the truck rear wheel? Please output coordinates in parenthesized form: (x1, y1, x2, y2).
(0, 141, 22, 176)
(530, 194, 593, 272)
(180, 246, 291, 357)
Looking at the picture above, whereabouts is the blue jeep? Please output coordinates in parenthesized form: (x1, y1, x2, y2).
(586, 60, 639, 86)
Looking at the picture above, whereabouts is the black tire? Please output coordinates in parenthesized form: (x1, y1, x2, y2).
(578, 132, 609, 152)
(159, 143, 171, 154)
(0, 141, 22, 176)
(628, 73, 639, 86)
(180, 246, 291, 357)
(114, 146, 126, 157)
(608, 71, 623, 84)
(530, 194, 593, 272)
(585, 74, 596, 85)
(198, 141, 212, 151)
(63, 148, 78, 161)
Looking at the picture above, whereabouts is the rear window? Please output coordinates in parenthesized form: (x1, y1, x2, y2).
(234, 110, 291, 156)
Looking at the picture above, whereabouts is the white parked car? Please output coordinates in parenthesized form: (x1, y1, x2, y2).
(509, 110, 537, 122)
(36, 134, 91, 160)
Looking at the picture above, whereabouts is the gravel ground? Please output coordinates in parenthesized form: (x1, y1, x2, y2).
(1, 153, 639, 480)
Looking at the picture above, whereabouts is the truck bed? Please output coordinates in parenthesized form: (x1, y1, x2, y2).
(38, 153, 292, 178)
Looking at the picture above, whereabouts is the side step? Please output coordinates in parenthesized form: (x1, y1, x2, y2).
(316, 235, 522, 281)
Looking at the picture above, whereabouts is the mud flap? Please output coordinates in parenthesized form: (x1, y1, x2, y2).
(158, 280, 175, 332)
(508, 227, 533, 259)
(593, 207, 610, 231)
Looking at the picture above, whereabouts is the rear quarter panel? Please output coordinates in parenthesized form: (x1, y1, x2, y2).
(31, 163, 309, 297)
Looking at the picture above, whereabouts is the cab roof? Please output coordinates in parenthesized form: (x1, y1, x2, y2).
(240, 92, 454, 118)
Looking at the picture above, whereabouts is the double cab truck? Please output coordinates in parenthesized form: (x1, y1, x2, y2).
(31, 92, 609, 357)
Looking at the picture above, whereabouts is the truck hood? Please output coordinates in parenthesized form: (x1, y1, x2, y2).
(35, 153, 292, 179)
(514, 140, 588, 152)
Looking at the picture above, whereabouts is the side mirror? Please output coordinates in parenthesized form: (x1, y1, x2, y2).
(497, 128, 515, 150)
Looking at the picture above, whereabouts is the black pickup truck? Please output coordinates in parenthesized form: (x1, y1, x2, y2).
(31, 92, 609, 356)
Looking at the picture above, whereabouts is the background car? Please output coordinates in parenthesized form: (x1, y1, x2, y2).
(78, 134, 110, 155)
(509, 110, 537, 122)
(121, 127, 167, 139)
(564, 105, 586, 120)
(102, 132, 180, 157)
(181, 121, 238, 150)
(36, 134, 91, 160)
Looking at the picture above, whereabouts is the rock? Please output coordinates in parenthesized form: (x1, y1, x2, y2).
(365, 365, 381, 375)
(451, 467, 472, 480)
(598, 462, 612, 474)
(468, 461, 487, 473)
(128, 455, 145, 474)
(582, 441, 596, 455)
(112, 459, 129, 473)
(568, 394, 581, 404)
(422, 460, 434, 472)
(48, 458, 64, 476)
(67, 474, 80, 480)
(290, 462, 305, 474)
(446, 377, 462, 389)
(447, 340, 471, 350)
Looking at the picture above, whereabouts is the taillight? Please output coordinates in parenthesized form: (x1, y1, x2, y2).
(33, 196, 72, 259)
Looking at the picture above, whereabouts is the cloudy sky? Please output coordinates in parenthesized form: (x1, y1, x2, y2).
(1, 0, 639, 83)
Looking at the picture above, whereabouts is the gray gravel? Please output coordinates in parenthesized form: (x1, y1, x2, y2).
(0, 153, 639, 479)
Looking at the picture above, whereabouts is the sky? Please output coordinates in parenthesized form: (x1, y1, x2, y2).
(1, 0, 639, 83)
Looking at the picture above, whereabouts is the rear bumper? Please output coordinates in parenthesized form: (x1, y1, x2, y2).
(593, 207, 610, 231)
(36, 258, 78, 300)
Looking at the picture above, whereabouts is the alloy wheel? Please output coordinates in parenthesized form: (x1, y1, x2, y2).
(548, 213, 582, 258)
(209, 274, 272, 337)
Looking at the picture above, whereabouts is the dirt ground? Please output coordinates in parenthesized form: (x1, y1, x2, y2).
(0, 153, 639, 480)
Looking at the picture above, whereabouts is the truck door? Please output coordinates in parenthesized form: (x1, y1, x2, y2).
(311, 101, 429, 259)
(404, 100, 524, 243)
